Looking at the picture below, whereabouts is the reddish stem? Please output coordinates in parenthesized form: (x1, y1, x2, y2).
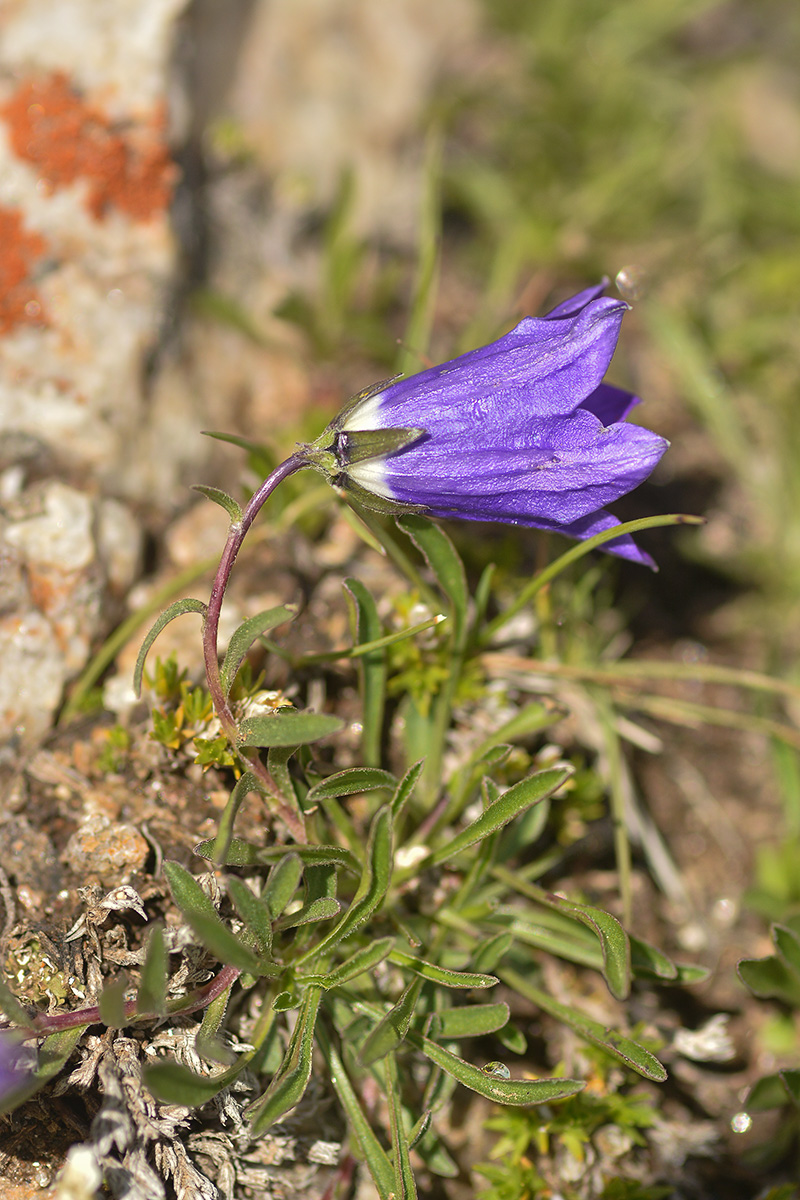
(203, 454, 309, 842)
(3, 964, 242, 1041)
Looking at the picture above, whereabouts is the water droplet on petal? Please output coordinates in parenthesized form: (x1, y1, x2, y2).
(482, 1061, 510, 1079)
(615, 265, 649, 302)
(731, 1111, 752, 1134)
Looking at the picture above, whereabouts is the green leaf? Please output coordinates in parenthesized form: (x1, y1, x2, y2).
(238, 710, 344, 747)
(163, 861, 267, 976)
(196, 983, 234, 1065)
(360, 978, 424, 1067)
(305, 767, 397, 804)
(273, 896, 341, 931)
(248, 986, 322, 1134)
(267, 745, 300, 806)
(302, 936, 395, 988)
(408, 1031, 584, 1105)
(437, 1002, 510, 1039)
(501, 968, 667, 1082)
(738, 953, 800, 1005)
(747, 1071, 796, 1112)
(195, 838, 360, 876)
(134, 598, 207, 697)
(495, 908, 603, 972)
(98, 977, 128, 1028)
(472, 932, 513, 974)
(386, 1052, 418, 1200)
(774, 924, 800, 978)
(468, 702, 565, 770)
(397, 515, 468, 648)
(209, 771, 263, 866)
(191, 484, 243, 523)
(429, 766, 572, 866)
(535, 891, 631, 1001)
(671, 962, 711, 985)
(296, 806, 393, 967)
(136, 924, 168, 1015)
(226, 876, 272, 957)
(344, 578, 386, 766)
(318, 1029, 395, 1200)
(144, 1056, 246, 1106)
(389, 948, 497, 989)
(264, 854, 304, 919)
(392, 759, 425, 821)
(780, 1069, 800, 1107)
(220, 606, 296, 695)
(272, 990, 300, 1012)
(629, 935, 679, 981)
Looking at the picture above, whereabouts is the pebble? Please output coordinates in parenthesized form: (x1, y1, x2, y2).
(63, 814, 150, 885)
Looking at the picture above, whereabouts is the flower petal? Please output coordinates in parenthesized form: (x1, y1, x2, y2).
(350, 295, 629, 433)
(580, 382, 640, 425)
(375, 413, 668, 524)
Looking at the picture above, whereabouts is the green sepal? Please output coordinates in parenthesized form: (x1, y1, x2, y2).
(341, 427, 426, 464)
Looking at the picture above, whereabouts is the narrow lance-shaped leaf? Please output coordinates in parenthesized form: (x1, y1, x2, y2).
(210, 771, 262, 866)
(195, 983, 234, 1065)
(397, 514, 468, 649)
(191, 484, 243, 523)
(437, 1002, 510, 1039)
(163, 861, 267, 976)
(248, 986, 323, 1135)
(264, 854, 304, 920)
(273, 896, 341, 931)
(317, 1027, 395, 1200)
(360, 977, 423, 1067)
(389, 948, 497, 990)
(239, 710, 344, 748)
(429, 766, 573, 866)
(267, 744, 300, 807)
(392, 759, 425, 821)
(220, 605, 297, 695)
(301, 937, 395, 989)
(344, 577, 385, 767)
(408, 1030, 584, 1105)
(629, 934, 679, 981)
(305, 767, 397, 805)
(134, 598, 206, 696)
(532, 889, 631, 1001)
(195, 838, 361, 876)
(226, 876, 273, 958)
(295, 806, 393, 967)
(98, 977, 128, 1029)
(145, 1054, 248, 1107)
(472, 932, 513, 974)
(136, 924, 168, 1015)
(386, 1052, 417, 1200)
(501, 967, 668, 1082)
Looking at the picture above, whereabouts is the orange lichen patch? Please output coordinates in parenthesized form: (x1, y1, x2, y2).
(1, 72, 175, 221)
(0, 206, 49, 335)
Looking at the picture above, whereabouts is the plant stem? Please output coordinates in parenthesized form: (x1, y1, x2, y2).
(203, 454, 309, 842)
(6, 964, 242, 1040)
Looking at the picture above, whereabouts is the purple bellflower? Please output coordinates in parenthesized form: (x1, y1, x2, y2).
(306, 283, 668, 566)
